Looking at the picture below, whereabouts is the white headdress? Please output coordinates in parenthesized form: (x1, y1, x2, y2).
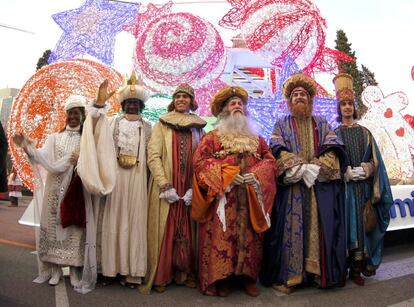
(117, 70, 149, 102)
(64, 95, 87, 111)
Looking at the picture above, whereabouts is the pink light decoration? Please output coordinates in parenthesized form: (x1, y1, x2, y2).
(194, 78, 227, 115)
(304, 47, 354, 75)
(220, 0, 352, 74)
(123, 2, 173, 38)
(8, 59, 122, 190)
(126, 2, 226, 113)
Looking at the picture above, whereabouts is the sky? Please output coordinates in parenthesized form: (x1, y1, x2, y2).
(0, 0, 413, 113)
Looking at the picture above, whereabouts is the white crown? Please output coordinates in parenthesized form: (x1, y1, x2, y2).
(117, 70, 149, 102)
(64, 95, 87, 111)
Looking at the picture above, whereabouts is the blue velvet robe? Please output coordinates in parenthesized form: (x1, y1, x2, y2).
(260, 115, 347, 288)
(336, 124, 393, 273)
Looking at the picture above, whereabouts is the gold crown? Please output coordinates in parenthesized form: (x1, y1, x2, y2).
(117, 70, 149, 102)
(127, 70, 138, 85)
(333, 73, 355, 102)
(282, 73, 317, 100)
(210, 86, 248, 117)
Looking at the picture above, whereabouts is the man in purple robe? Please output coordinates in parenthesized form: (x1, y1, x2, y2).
(260, 73, 347, 293)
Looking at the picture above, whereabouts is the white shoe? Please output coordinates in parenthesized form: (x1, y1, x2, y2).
(49, 267, 62, 286)
(33, 274, 51, 284)
(69, 267, 81, 287)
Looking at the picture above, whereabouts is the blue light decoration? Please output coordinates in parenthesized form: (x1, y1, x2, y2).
(247, 59, 338, 142)
(247, 96, 338, 143)
(49, 0, 139, 65)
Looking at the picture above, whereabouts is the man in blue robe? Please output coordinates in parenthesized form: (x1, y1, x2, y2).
(260, 73, 347, 293)
(333, 73, 393, 286)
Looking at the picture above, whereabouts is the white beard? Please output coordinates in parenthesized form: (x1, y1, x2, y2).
(216, 111, 258, 137)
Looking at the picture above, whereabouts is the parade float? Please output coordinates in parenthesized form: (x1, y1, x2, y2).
(8, 0, 414, 230)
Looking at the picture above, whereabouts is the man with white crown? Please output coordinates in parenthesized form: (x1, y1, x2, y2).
(13, 95, 115, 293)
(84, 71, 152, 289)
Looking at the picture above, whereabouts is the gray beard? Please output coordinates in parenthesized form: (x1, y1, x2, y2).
(215, 112, 258, 137)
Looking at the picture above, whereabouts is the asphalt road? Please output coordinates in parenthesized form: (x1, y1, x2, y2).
(1, 200, 414, 307)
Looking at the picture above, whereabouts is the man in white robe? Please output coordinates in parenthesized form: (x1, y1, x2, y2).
(14, 95, 117, 294)
(81, 72, 151, 288)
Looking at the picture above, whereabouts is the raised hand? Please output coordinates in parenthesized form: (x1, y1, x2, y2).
(96, 79, 116, 106)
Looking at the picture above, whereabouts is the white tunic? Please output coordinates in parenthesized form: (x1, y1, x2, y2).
(101, 117, 149, 279)
(27, 128, 84, 267)
(23, 110, 117, 293)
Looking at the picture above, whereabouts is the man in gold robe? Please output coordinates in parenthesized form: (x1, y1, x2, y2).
(140, 84, 206, 294)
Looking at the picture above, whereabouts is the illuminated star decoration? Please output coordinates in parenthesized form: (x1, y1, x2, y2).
(123, 1, 173, 38)
(49, 0, 139, 65)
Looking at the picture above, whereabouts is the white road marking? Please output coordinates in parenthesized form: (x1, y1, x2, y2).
(387, 298, 414, 307)
(55, 279, 70, 307)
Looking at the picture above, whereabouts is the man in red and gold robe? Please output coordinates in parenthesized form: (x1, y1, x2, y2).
(192, 86, 277, 297)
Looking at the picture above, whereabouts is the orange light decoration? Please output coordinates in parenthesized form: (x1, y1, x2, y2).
(7, 59, 122, 190)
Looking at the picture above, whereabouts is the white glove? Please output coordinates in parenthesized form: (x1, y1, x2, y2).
(232, 174, 244, 186)
(302, 164, 320, 188)
(344, 166, 360, 182)
(182, 189, 192, 207)
(159, 188, 180, 204)
(344, 166, 353, 182)
(243, 173, 257, 185)
(353, 166, 367, 180)
(283, 165, 305, 185)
